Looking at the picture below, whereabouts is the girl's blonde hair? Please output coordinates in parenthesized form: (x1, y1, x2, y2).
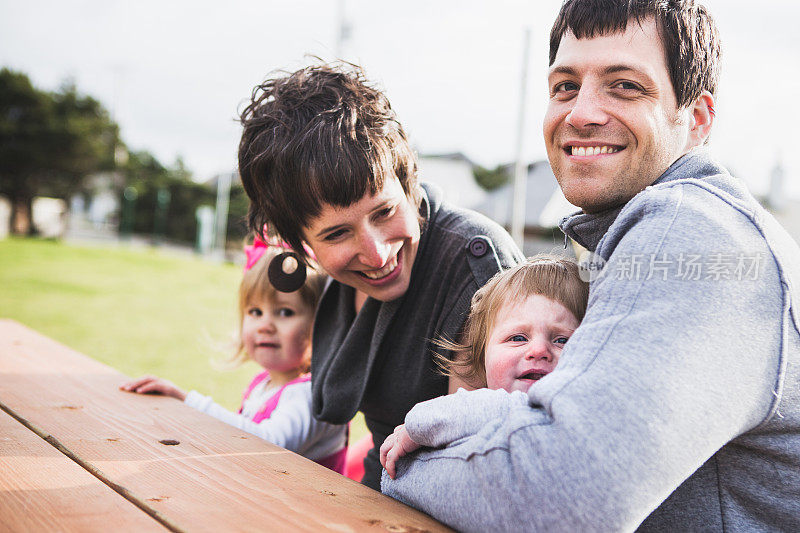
(230, 246, 327, 369)
(438, 254, 589, 385)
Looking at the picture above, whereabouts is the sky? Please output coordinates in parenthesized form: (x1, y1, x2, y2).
(1, 0, 799, 197)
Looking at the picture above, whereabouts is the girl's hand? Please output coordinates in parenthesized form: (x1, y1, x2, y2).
(380, 424, 421, 479)
(120, 375, 187, 401)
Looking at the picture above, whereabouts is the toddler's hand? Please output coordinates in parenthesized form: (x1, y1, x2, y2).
(380, 424, 421, 479)
(120, 375, 187, 401)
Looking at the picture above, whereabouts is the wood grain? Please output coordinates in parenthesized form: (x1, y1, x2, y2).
(0, 320, 450, 532)
(0, 409, 164, 531)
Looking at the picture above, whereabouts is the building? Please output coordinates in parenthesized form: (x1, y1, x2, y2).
(417, 153, 487, 209)
(470, 160, 578, 256)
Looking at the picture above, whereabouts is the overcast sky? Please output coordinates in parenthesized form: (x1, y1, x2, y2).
(2, 0, 798, 196)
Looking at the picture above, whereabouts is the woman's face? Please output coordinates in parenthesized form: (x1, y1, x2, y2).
(302, 178, 421, 302)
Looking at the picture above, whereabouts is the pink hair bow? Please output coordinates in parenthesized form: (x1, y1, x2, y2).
(243, 234, 316, 272)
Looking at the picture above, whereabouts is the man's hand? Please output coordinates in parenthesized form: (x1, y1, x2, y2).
(380, 424, 421, 479)
(120, 375, 187, 401)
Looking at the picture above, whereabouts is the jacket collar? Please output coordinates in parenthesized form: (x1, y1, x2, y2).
(559, 149, 719, 251)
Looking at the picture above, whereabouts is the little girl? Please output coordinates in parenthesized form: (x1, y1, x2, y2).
(121, 237, 348, 473)
(380, 254, 588, 478)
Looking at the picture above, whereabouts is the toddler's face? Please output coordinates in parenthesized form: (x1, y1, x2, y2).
(241, 291, 314, 375)
(484, 294, 580, 393)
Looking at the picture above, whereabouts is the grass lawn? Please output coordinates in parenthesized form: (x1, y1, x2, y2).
(0, 237, 367, 440)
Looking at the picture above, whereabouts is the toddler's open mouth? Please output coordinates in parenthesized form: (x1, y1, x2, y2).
(519, 370, 548, 381)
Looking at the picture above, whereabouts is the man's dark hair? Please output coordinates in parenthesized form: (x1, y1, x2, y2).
(549, 0, 721, 108)
(238, 62, 419, 261)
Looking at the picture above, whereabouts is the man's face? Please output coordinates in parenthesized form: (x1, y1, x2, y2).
(544, 18, 692, 213)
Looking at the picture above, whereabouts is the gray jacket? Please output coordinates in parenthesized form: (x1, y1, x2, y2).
(381, 150, 800, 532)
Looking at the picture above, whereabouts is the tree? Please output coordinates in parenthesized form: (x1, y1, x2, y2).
(0, 69, 49, 234)
(0, 68, 119, 235)
(121, 151, 223, 245)
(473, 163, 510, 191)
(227, 184, 250, 247)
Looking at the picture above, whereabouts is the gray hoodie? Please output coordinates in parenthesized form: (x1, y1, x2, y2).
(381, 150, 800, 532)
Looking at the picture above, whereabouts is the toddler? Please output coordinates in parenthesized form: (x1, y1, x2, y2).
(380, 255, 588, 478)
(121, 237, 348, 473)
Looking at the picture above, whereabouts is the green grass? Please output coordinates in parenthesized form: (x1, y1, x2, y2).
(0, 237, 253, 408)
(0, 237, 368, 442)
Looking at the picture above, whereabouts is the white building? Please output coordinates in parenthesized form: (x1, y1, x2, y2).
(417, 153, 487, 209)
(471, 160, 578, 256)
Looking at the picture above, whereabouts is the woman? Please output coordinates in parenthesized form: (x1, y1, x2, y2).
(238, 62, 522, 489)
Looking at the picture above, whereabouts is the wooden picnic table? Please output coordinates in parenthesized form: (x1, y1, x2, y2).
(0, 319, 450, 532)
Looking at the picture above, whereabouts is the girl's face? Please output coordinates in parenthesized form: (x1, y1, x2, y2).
(301, 177, 421, 303)
(484, 294, 580, 393)
(241, 290, 314, 378)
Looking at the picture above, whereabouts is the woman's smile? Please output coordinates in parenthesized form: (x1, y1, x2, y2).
(360, 249, 400, 280)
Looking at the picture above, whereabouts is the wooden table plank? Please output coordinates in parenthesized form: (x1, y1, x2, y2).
(0, 320, 449, 532)
(0, 408, 165, 532)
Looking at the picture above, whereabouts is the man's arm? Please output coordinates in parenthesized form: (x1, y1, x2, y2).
(382, 185, 782, 531)
(406, 388, 529, 447)
(380, 389, 530, 477)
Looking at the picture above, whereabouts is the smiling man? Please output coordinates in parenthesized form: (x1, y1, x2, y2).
(544, 15, 707, 213)
(381, 1, 800, 531)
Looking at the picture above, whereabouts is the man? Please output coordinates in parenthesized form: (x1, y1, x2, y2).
(380, 1, 800, 531)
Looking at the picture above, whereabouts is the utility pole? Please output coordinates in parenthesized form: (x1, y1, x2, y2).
(153, 188, 171, 245)
(768, 152, 786, 211)
(511, 28, 531, 249)
(336, 0, 352, 59)
(213, 172, 232, 261)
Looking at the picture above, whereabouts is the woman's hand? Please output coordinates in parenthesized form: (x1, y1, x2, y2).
(380, 424, 421, 479)
(120, 375, 187, 401)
